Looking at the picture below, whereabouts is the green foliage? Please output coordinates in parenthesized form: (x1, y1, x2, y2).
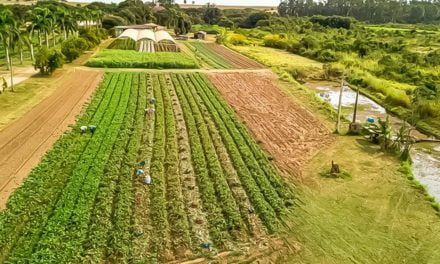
(86, 49, 199, 69)
(61, 37, 89, 62)
(34, 47, 64, 75)
(0, 72, 294, 262)
(263, 34, 290, 49)
(227, 33, 249, 45)
(310, 16, 352, 29)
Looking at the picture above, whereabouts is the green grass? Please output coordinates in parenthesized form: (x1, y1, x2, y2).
(230, 45, 324, 79)
(280, 137, 440, 263)
(86, 49, 199, 69)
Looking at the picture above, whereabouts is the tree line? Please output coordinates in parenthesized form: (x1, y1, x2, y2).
(278, 0, 440, 24)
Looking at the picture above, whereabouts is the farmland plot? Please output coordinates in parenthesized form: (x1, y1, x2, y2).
(0, 72, 293, 263)
(184, 42, 264, 69)
(208, 72, 334, 176)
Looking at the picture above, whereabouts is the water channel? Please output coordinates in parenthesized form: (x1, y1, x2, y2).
(304, 81, 440, 201)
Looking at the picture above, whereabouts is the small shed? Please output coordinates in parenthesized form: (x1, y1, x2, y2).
(194, 31, 207, 40)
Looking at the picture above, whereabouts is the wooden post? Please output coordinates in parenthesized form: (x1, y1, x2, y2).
(352, 85, 360, 123)
(335, 77, 344, 133)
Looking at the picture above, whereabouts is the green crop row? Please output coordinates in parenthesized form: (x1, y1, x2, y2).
(86, 49, 199, 69)
(184, 42, 232, 69)
(148, 74, 171, 262)
(160, 75, 192, 253)
(0, 73, 120, 263)
(187, 73, 285, 232)
(30, 73, 132, 263)
(196, 74, 295, 203)
(174, 74, 245, 236)
(171, 73, 231, 247)
(79, 73, 140, 263)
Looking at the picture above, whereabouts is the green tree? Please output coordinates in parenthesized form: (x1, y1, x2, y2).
(34, 47, 65, 75)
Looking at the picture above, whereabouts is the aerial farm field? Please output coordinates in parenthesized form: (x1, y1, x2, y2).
(2, 0, 440, 261)
(0, 71, 295, 263)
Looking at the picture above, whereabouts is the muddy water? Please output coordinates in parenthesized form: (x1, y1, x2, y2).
(305, 80, 440, 201)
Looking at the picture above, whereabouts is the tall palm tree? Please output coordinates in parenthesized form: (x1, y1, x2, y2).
(0, 9, 15, 72)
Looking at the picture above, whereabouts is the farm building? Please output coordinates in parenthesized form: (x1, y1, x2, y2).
(194, 31, 207, 40)
(114, 23, 163, 37)
(117, 29, 180, 52)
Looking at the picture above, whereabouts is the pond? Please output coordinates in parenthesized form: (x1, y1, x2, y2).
(305, 80, 440, 201)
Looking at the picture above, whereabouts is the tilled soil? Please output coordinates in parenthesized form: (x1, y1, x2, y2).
(205, 44, 264, 69)
(0, 68, 103, 208)
(208, 71, 334, 177)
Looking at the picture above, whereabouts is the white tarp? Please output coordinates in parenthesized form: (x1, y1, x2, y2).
(117, 29, 176, 43)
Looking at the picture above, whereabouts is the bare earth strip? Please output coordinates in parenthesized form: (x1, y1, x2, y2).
(0, 68, 103, 208)
(207, 71, 334, 177)
(206, 44, 264, 69)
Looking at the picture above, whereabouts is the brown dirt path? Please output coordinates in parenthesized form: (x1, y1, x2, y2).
(0, 68, 103, 208)
(207, 71, 334, 178)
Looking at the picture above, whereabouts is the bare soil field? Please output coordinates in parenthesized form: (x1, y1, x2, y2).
(0, 68, 103, 208)
(206, 44, 265, 69)
(208, 71, 334, 177)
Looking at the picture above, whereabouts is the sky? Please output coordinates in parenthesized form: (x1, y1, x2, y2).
(70, 0, 279, 7)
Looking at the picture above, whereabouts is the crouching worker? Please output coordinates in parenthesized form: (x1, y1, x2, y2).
(80, 125, 88, 134)
(89, 125, 97, 134)
(144, 174, 152, 185)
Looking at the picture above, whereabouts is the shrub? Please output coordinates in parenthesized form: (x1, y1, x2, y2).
(34, 47, 65, 75)
(227, 33, 249, 45)
(61, 37, 89, 62)
(262, 34, 290, 49)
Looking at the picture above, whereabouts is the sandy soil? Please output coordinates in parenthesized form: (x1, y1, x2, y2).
(0, 68, 103, 209)
(208, 71, 334, 177)
(0, 67, 39, 91)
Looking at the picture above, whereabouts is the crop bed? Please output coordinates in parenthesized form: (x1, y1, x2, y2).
(86, 49, 198, 69)
(0, 72, 293, 263)
(184, 42, 264, 69)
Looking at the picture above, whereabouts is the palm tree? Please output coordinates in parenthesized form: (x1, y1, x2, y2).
(56, 7, 69, 41)
(0, 9, 15, 71)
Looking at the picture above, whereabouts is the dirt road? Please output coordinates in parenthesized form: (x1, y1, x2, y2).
(0, 68, 103, 208)
(208, 71, 334, 177)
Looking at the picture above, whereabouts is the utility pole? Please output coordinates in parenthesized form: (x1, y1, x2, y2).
(335, 76, 344, 134)
(352, 85, 360, 123)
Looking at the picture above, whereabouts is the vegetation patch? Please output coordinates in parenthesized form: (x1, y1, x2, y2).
(86, 49, 199, 69)
(0, 72, 294, 263)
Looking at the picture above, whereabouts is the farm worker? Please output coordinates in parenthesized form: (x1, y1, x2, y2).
(139, 160, 146, 167)
(149, 107, 156, 115)
(136, 168, 145, 176)
(150, 97, 156, 105)
(200, 242, 211, 250)
(80, 125, 88, 134)
(89, 125, 97, 134)
(144, 174, 152, 185)
(144, 108, 149, 117)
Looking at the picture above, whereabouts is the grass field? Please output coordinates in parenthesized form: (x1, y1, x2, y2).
(230, 45, 324, 79)
(0, 71, 294, 263)
(86, 49, 199, 69)
(287, 137, 440, 263)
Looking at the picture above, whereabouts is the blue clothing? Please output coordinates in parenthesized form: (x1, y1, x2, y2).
(89, 125, 97, 133)
(136, 169, 145, 176)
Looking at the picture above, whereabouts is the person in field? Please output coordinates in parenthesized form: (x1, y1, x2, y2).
(150, 97, 156, 105)
(136, 168, 144, 176)
(144, 174, 152, 185)
(89, 125, 97, 134)
(80, 125, 88, 134)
